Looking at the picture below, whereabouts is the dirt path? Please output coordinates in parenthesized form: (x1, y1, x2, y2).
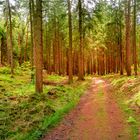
(42, 78, 133, 140)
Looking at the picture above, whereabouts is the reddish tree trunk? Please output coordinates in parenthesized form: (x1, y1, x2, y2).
(125, 0, 131, 76)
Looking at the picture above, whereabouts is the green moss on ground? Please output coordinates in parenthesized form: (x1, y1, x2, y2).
(0, 66, 91, 140)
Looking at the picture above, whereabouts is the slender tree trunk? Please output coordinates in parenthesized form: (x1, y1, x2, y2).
(57, 31, 61, 75)
(78, 0, 84, 80)
(66, 48, 69, 75)
(29, 0, 34, 81)
(133, 0, 137, 76)
(53, 19, 58, 74)
(59, 36, 63, 75)
(119, 35, 123, 75)
(67, 0, 73, 83)
(118, 0, 124, 75)
(6, 18, 10, 65)
(48, 41, 51, 74)
(7, 0, 14, 75)
(125, 0, 131, 76)
(0, 39, 2, 66)
(34, 0, 43, 93)
(18, 33, 22, 65)
(24, 24, 29, 62)
(61, 44, 65, 75)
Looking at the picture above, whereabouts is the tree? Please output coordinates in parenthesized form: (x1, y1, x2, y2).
(133, 0, 137, 76)
(118, 0, 124, 75)
(0, 32, 2, 66)
(0, 26, 5, 66)
(34, 0, 43, 93)
(29, 0, 34, 81)
(78, 0, 84, 80)
(125, 0, 131, 76)
(67, 0, 73, 83)
(6, 0, 14, 75)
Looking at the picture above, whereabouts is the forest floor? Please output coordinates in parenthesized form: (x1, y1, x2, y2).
(0, 65, 140, 140)
(0, 65, 92, 140)
(43, 77, 140, 140)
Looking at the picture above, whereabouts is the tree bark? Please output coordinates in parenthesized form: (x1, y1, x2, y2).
(29, 0, 34, 80)
(133, 0, 137, 76)
(125, 0, 131, 76)
(24, 24, 29, 62)
(119, 0, 124, 75)
(7, 0, 14, 75)
(78, 0, 84, 80)
(0, 38, 2, 66)
(34, 0, 43, 93)
(67, 0, 73, 83)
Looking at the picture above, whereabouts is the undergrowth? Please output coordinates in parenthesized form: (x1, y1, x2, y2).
(0, 66, 91, 140)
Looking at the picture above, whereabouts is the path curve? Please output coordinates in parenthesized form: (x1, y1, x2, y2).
(42, 78, 132, 140)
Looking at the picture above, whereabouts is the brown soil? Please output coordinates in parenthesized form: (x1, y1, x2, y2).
(42, 78, 133, 140)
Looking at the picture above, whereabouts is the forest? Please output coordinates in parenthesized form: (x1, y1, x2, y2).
(0, 0, 140, 140)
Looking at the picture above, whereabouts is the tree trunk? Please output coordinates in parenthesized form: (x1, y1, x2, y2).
(24, 24, 29, 62)
(0, 39, 2, 66)
(119, 0, 123, 75)
(29, 0, 34, 81)
(78, 0, 84, 80)
(133, 0, 137, 76)
(34, 0, 43, 93)
(125, 0, 131, 76)
(7, 0, 14, 75)
(67, 0, 73, 83)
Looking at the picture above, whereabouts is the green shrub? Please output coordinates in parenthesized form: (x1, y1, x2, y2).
(0, 67, 11, 74)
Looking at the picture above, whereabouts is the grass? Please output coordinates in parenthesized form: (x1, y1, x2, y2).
(103, 74, 140, 140)
(120, 103, 139, 140)
(0, 65, 91, 140)
(127, 91, 140, 107)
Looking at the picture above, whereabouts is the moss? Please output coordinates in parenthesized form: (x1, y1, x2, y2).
(127, 91, 140, 107)
(0, 66, 91, 140)
(44, 74, 67, 83)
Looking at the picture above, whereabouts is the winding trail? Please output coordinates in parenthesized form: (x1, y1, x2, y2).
(43, 78, 133, 140)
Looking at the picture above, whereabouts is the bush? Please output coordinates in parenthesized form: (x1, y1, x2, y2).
(0, 67, 11, 74)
